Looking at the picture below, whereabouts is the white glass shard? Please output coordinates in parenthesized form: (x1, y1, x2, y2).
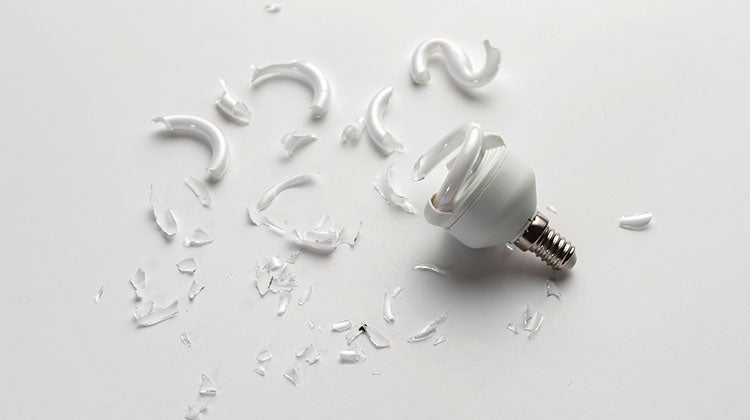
(505, 243, 515, 252)
(262, 256, 285, 271)
(198, 374, 217, 396)
(371, 371, 381, 376)
(307, 319, 318, 329)
(410, 38, 501, 88)
(183, 228, 214, 247)
(93, 286, 103, 304)
(433, 335, 446, 346)
(184, 402, 208, 420)
(253, 366, 267, 377)
(365, 86, 405, 154)
(281, 131, 318, 156)
(134, 300, 179, 327)
(331, 320, 352, 332)
(345, 323, 366, 345)
(391, 286, 404, 298)
(277, 290, 292, 315)
(286, 249, 301, 263)
(413, 263, 451, 275)
(150, 185, 178, 236)
(546, 205, 558, 214)
(177, 257, 198, 274)
(264, 3, 282, 13)
(374, 165, 416, 214)
(184, 177, 213, 207)
(383, 289, 396, 323)
(133, 300, 153, 319)
(188, 280, 205, 300)
(283, 362, 301, 386)
(255, 269, 271, 297)
(546, 280, 562, 301)
(340, 221, 363, 248)
(339, 348, 367, 364)
(257, 173, 317, 211)
(619, 213, 653, 230)
(295, 345, 308, 358)
(506, 322, 519, 334)
(216, 79, 252, 125)
(297, 285, 312, 305)
(250, 61, 330, 118)
(256, 348, 273, 363)
(363, 324, 390, 349)
(152, 115, 230, 181)
(407, 312, 448, 343)
(297, 344, 320, 365)
(180, 333, 192, 347)
(341, 116, 365, 143)
(523, 304, 544, 338)
(130, 268, 146, 300)
(289, 216, 351, 253)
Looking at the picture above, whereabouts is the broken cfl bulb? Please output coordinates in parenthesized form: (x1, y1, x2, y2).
(413, 122, 577, 270)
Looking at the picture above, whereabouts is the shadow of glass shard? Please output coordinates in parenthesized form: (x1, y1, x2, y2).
(407, 312, 448, 343)
(183, 228, 214, 247)
(199, 374, 217, 396)
(185, 177, 212, 207)
(150, 185, 178, 236)
(177, 258, 198, 274)
(134, 300, 178, 327)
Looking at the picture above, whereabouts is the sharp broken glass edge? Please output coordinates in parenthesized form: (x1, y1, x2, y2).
(413, 263, 451, 275)
(150, 185, 178, 236)
(340, 221, 363, 248)
(528, 314, 544, 339)
(286, 249, 301, 263)
(296, 343, 320, 365)
(281, 131, 318, 156)
(180, 333, 193, 347)
(188, 280, 205, 300)
(184, 177, 213, 207)
(546, 280, 562, 301)
(253, 366, 266, 377)
(257, 173, 317, 211)
(264, 3, 282, 13)
(374, 165, 416, 214)
(523, 304, 544, 338)
(297, 285, 312, 305)
(93, 285, 103, 304)
(433, 335, 446, 346)
(198, 374, 217, 396)
(283, 362, 302, 386)
(363, 324, 390, 349)
(339, 347, 367, 364)
(546, 205, 558, 214)
(277, 290, 292, 315)
(134, 300, 179, 327)
(331, 320, 352, 332)
(506, 322, 519, 334)
(256, 348, 273, 363)
(177, 257, 198, 274)
(183, 228, 214, 247)
(184, 402, 208, 420)
(619, 213, 653, 230)
(216, 78, 251, 125)
(407, 312, 448, 343)
(130, 268, 146, 300)
(345, 323, 366, 345)
(383, 289, 396, 323)
(391, 285, 404, 298)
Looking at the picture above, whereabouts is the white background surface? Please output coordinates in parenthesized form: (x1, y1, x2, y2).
(1, 0, 749, 418)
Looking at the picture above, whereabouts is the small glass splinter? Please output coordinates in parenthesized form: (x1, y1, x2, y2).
(433, 335, 446, 346)
(184, 402, 208, 420)
(331, 320, 352, 332)
(546, 205, 558, 214)
(507, 322, 519, 334)
(546, 279, 562, 301)
(364, 324, 390, 349)
(93, 286, 103, 304)
(177, 257, 198, 274)
(407, 312, 448, 342)
(298, 285, 312, 305)
(253, 366, 266, 377)
(180, 333, 192, 347)
(297, 344, 321, 364)
(523, 305, 544, 339)
(277, 290, 292, 315)
(149, 185, 178, 236)
(256, 348, 273, 363)
(264, 3, 282, 13)
(134, 300, 179, 327)
(339, 348, 367, 364)
(130, 268, 146, 300)
(413, 263, 451, 275)
(188, 280, 205, 300)
(185, 177, 213, 207)
(283, 362, 301, 387)
(619, 213, 653, 230)
(183, 228, 214, 247)
(216, 79, 252, 125)
(374, 165, 416, 214)
(199, 374, 217, 396)
(383, 289, 396, 323)
(281, 131, 318, 156)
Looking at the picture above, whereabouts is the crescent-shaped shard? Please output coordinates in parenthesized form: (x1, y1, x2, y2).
(249, 61, 331, 118)
(152, 115, 230, 181)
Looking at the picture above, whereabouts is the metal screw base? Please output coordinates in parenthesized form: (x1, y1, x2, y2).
(514, 212, 577, 270)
